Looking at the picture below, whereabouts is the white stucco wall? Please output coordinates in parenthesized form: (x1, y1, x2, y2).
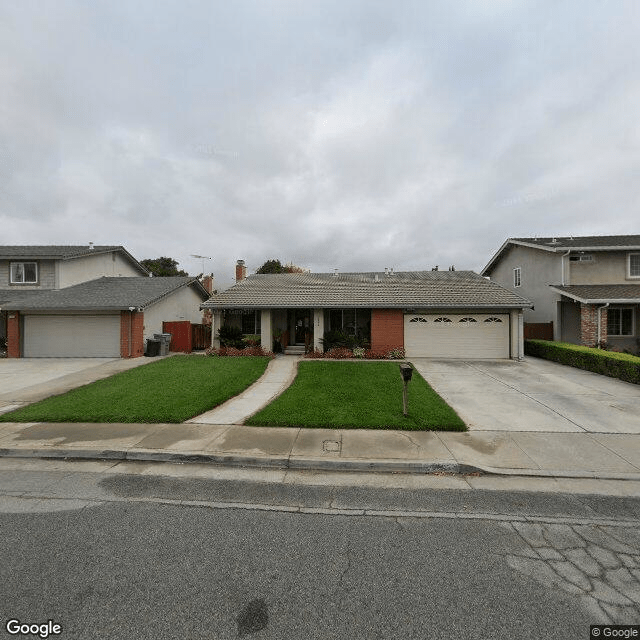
(58, 252, 144, 288)
(142, 285, 205, 341)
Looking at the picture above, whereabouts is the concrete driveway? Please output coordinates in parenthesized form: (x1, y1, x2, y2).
(412, 357, 640, 434)
(0, 357, 155, 411)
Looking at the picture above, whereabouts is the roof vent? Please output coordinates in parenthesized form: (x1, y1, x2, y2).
(89, 242, 94, 250)
(332, 269, 339, 277)
(549, 238, 558, 245)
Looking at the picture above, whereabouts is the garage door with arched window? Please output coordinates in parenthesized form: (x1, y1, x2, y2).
(404, 314, 510, 359)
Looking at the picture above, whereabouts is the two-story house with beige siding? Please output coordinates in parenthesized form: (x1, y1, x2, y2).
(481, 236, 640, 352)
(0, 246, 209, 358)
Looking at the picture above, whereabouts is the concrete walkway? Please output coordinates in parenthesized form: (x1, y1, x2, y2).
(0, 421, 639, 480)
(187, 355, 301, 425)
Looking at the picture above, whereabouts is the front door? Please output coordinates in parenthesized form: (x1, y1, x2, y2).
(293, 309, 310, 344)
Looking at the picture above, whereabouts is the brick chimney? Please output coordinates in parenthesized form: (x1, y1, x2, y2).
(235, 259, 247, 282)
(201, 274, 214, 294)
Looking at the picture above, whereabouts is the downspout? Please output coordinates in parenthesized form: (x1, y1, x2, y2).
(128, 307, 135, 357)
(597, 303, 609, 348)
(560, 250, 571, 286)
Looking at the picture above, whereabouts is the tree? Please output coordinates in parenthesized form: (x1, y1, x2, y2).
(141, 257, 188, 277)
(256, 259, 305, 274)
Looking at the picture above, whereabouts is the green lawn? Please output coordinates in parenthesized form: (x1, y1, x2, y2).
(0, 356, 271, 423)
(246, 361, 466, 431)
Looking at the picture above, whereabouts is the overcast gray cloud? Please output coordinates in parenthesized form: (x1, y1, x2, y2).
(1, 0, 638, 288)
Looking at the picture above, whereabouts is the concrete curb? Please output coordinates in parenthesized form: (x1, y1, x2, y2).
(2, 446, 640, 480)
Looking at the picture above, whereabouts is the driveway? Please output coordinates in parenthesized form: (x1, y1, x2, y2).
(0, 357, 155, 411)
(412, 357, 640, 434)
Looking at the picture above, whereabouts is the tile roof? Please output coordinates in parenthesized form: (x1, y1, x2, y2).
(1, 277, 208, 311)
(203, 270, 532, 309)
(550, 284, 640, 303)
(0, 245, 126, 259)
(511, 235, 640, 250)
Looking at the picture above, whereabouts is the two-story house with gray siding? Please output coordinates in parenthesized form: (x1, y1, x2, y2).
(481, 236, 640, 352)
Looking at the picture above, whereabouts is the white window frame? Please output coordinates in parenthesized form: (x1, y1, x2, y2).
(9, 261, 38, 284)
(513, 267, 521, 288)
(607, 307, 634, 337)
(627, 253, 640, 279)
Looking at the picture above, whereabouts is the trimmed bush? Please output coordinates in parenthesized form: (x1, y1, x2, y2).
(525, 340, 640, 385)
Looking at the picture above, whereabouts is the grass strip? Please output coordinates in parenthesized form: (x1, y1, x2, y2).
(246, 361, 466, 431)
(0, 356, 271, 423)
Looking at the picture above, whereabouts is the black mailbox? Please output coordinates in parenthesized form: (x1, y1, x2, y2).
(399, 363, 413, 382)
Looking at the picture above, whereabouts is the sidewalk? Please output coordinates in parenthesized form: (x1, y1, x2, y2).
(0, 421, 639, 479)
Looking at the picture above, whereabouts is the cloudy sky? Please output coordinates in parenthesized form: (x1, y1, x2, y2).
(1, 1, 638, 289)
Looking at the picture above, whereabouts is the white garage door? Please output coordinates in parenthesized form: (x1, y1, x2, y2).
(404, 314, 510, 359)
(24, 315, 121, 358)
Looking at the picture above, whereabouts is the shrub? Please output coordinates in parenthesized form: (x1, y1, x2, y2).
(325, 347, 353, 359)
(242, 334, 261, 347)
(217, 325, 244, 348)
(206, 345, 275, 358)
(320, 329, 370, 351)
(525, 340, 640, 385)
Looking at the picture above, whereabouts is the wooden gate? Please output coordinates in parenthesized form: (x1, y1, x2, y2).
(192, 323, 212, 350)
(524, 322, 554, 340)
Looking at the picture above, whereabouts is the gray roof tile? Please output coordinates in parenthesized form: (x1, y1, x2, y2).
(513, 235, 640, 249)
(0, 245, 124, 259)
(2, 277, 207, 311)
(550, 284, 640, 303)
(203, 270, 531, 309)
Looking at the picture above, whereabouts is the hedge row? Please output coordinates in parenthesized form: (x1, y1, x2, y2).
(525, 340, 640, 385)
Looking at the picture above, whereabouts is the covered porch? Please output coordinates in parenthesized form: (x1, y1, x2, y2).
(212, 307, 372, 353)
(551, 285, 640, 352)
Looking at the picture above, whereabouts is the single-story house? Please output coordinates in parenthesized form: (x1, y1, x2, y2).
(202, 261, 532, 359)
(2, 277, 209, 358)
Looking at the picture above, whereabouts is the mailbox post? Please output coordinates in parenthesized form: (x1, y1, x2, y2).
(399, 363, 413, 417)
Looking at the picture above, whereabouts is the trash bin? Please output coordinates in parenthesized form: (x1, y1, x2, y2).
(145, 339, 161, 357)
(154, 333, 172, 356)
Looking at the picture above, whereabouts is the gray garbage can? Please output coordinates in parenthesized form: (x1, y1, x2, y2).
(154, 333, 172, 356)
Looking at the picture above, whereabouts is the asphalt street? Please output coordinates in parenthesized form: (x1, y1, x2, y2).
(0, 460, 638, 640)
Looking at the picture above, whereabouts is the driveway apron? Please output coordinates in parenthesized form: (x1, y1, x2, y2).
(411, 357, 640, 434)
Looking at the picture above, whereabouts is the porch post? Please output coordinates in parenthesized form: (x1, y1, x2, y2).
(211, 311, 222, 348)
(313, 308, 324, 351)
(260, 309, 272, 351)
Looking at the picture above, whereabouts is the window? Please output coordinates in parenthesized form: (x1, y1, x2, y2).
(484, 317, 503, 323)
(10, 262, 37, 284)
(569, 254, 594, 262)
(607, 308, 633, 336)
(241, 311, 261, 334)
(329, 309, 371, 336)
(459, 317, 477, 323)
(628, 253, 640, 279)
(513, 267, 521, 288)
(409, 317, 427, 323)
(433, 317, 452, 323)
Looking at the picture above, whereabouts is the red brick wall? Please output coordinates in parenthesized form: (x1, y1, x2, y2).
(580, 303, 607, 347)
(370, 309, 404, 352)
(7, 312, 20, 358)
(120, 311, 145, 358)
